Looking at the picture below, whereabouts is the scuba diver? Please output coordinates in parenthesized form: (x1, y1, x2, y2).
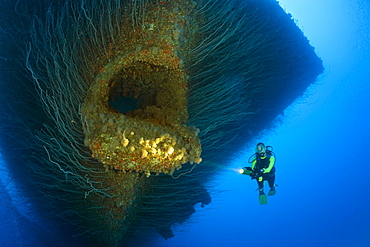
(239, 143, 276, 205)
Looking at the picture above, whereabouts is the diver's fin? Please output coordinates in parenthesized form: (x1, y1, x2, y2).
(259, 192, 268, 205)
(268, 187, 276, 196)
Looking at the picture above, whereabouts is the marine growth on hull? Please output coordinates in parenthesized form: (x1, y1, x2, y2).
(81, 1, 202, 177)
(0, 0, 324, 245)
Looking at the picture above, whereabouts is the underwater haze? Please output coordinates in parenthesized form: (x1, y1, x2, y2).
(1, 0, 369, 247)
(160, 0, 370, 247)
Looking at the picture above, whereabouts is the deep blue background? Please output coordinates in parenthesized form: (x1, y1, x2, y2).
(160, 0, 370, 246)
(1, 0, 370, 246)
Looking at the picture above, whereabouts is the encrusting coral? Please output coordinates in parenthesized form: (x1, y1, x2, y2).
(81, 1, 202, 176)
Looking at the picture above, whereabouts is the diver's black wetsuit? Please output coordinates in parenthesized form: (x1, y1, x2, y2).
(257, 171, 275, 190)
(254, 155, 276, 190)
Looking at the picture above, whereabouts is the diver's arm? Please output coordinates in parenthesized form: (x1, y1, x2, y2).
(263, 155, 275, 173)
(251, 159, 256, 170)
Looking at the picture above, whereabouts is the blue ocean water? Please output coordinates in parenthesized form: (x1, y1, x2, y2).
(160, 0, 370, 246)
(1, 0, 369, 246)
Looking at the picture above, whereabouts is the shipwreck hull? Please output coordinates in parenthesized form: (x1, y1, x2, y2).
(0, 0, 323, 246)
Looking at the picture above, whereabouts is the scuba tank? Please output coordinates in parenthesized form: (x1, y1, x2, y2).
(248, 145, 275, 163)
(247, 145, 276, 177)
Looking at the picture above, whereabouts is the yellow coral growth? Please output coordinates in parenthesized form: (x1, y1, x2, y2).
(81, 2, 202, 176)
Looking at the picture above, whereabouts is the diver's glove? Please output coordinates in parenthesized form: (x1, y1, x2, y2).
(249, 171, 256, 179)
